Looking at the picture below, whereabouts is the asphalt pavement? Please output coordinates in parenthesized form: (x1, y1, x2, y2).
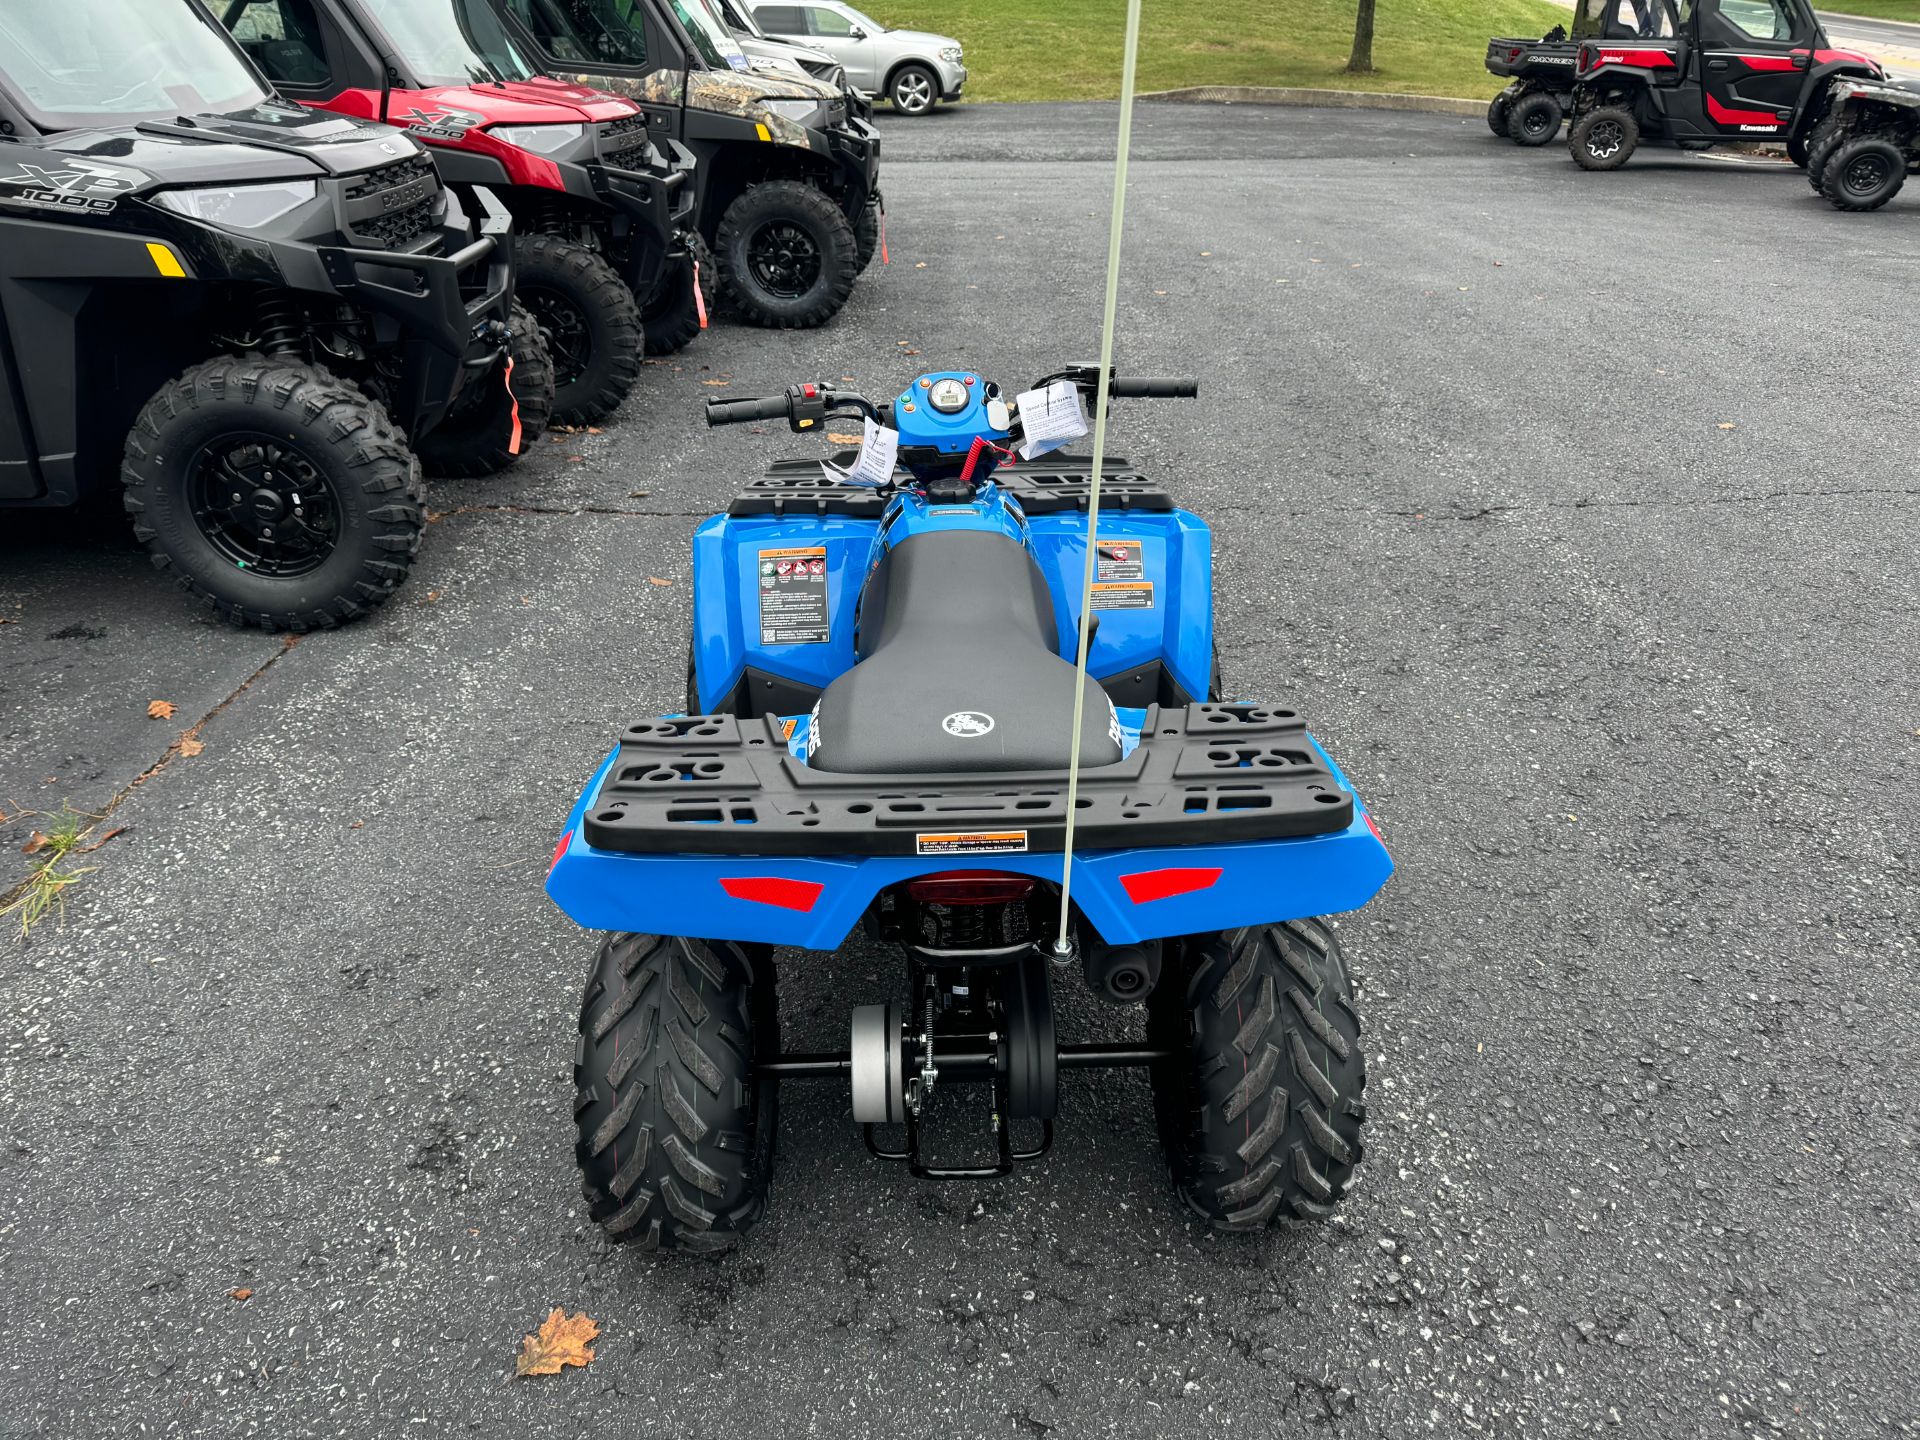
(3, 103, 1918, 1438)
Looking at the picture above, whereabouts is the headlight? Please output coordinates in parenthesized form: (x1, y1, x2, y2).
(152, 180, 317, 229)
(761, 98, 825, 126)
(940, 46, 962, 62)
(488, 123, 588, 156)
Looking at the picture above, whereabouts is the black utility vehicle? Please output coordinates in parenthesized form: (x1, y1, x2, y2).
(1486, 25, 1577, 145)
(0, 0, 547, 631)
(1566, 0, 1883, 170)
(1486, 3, 1676, 146)
(212, 0, 703, 423)
(496, 0, 884, 329)
(1802, 75, 1920, 209)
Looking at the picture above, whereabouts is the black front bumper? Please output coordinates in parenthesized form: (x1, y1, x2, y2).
(581, 137, 699, 295)
(305, 189, 514, 435)
(828, 117, 883, 216)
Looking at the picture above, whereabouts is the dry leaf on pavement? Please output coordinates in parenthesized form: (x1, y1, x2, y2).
(515, 1309, 599, 1378)
(178, 737, 205, 758)
(228, 1288, 253, 1302)
(646, 577, 673, 587)
(22, 831, 50, 855)
(698, 378, 731, 387)
(147, 700, 176, 720)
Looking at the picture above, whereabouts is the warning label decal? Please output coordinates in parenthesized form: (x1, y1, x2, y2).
(758, 546, 830, 645)
(915, 831, 1030, 857)
(1095, 540, 1145, 582)
(1090, 581, 1154, 611)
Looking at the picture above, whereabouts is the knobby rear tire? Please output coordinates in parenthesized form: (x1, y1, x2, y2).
(574, 934, 777, 1253)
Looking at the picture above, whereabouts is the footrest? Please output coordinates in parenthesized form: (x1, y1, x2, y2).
(579, 703, 1353, 857)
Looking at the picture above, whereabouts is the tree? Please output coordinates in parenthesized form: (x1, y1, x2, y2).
(1347, 0, 1376, 74)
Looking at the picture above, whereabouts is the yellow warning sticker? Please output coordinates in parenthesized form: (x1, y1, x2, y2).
(915, 831, 1029, 857)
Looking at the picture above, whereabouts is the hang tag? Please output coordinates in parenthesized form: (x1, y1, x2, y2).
(1014, 379, 1089, 460)
(823, 416, 899, 487)
(879, 208, 889, 266)
(692, 257, 708, 330)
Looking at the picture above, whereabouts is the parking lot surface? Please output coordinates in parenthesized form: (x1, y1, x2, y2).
(3, 103, 1917, 1438)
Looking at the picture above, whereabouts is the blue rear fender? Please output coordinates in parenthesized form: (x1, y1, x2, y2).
(544, 738, 1394, 950)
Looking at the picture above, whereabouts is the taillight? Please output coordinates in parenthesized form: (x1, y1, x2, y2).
(1509, 46, 1523, 60)
(906, 871, 1037, 905)
(720, 876, 824, 911)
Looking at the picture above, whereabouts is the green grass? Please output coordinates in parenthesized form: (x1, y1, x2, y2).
(1819, 1, 1920, 20)
(868, 0, 1573, 102)
(1, 805, 99, 937)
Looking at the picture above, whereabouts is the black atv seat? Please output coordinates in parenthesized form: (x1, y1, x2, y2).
(808, 530, 1124, 775)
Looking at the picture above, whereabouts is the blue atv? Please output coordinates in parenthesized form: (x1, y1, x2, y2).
(546, 364, 1394, 1252)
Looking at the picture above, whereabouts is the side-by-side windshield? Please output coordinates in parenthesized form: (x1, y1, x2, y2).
(359, 0, 543, 86)
(504, 0, 649, 67)
(666, 0, 749, 69)
(0, 0, 268, 131)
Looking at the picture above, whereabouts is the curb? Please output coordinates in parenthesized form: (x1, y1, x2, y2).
(1139, 86, 1487, 118)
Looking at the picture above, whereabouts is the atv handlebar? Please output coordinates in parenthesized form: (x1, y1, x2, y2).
(704, 369, 1199, 437)
(1107, 376, 1198, 399)
(706, 394, 797, 427)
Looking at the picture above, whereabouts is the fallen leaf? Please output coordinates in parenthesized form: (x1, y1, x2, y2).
(22, 831, 50, 856)
(0, 617, 13, 626)
(1200, 251, 1212, 257)
(147, 700, 176, 720)
(586, 427, 604, 435)
(913, 261, 927, 268)
(426, 590, 441, 604)
(178, 737, 205, 759)
(1153, 290, 1168, 296)
(567, 455, 585, 463)
(627, 490, 651, 499)
(646, 576, 673, 587)
(1493, 260, 1505, 267)
(228, 1288, 253, 1303)
(902, 349, 921, 356)
(515, 1309, 599, 1378)
(349, 820, 365, 830)
(698, 378, 731, 387)
(1716, 422, 1737, 430)
(840, 376, 857, 383)
(826, 432, 863, 444)
(78, 826, 128, 854)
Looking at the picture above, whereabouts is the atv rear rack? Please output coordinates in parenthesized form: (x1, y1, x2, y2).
(580, 703, 1353, 856)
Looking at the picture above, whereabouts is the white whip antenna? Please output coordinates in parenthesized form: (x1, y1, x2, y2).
(1053, 0, 1145, 959)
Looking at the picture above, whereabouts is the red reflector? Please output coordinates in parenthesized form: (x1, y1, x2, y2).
(1364, 812, 1387, 845)
(1120, 867, 1222, 904)
(548, 829, 572, 874)
(720, 877, 824, 911)
(906, 870, 1036, 905)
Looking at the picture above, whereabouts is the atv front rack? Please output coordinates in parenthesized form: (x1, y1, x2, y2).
(726, 455, 1174, 519)
(580, 703, 1353, 856)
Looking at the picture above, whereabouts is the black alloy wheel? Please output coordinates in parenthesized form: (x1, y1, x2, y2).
(187, 433, 340, 578)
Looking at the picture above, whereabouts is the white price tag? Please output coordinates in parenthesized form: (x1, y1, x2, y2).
(823, 417, 900, 487)
(1014, 379, 1089, 460)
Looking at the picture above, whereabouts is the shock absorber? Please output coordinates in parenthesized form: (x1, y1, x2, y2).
(254, 295, 304, 359)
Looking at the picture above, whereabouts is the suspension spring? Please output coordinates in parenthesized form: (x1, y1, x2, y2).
(254, 296, 304, 359)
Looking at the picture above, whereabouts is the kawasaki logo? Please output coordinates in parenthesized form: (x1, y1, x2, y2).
(1738, 123, 1780, 131)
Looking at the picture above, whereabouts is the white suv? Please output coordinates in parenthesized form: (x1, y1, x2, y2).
(750, 3, 965, 115)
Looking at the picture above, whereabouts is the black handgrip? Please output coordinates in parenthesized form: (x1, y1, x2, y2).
(1108, 376, 1199, 399)
(705, 394, 791, 427)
